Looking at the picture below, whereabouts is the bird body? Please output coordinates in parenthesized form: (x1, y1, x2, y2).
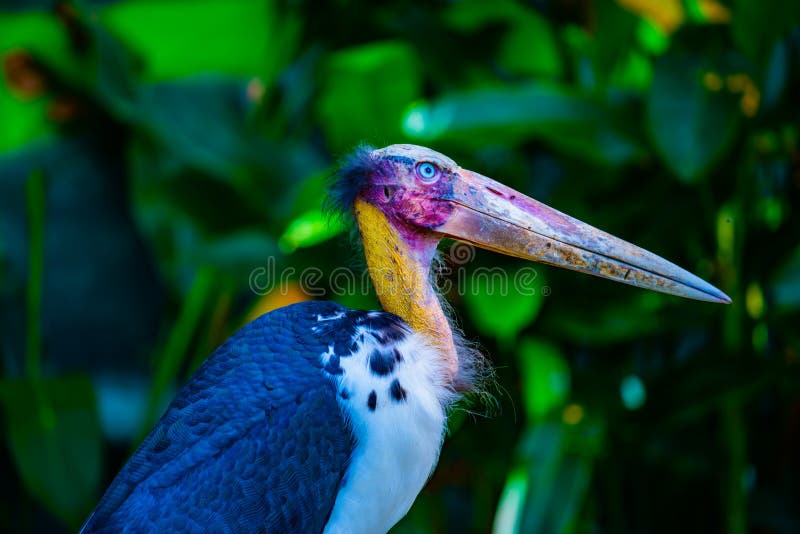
(82, 301, 453, 532)
(83, 144, 729, 533)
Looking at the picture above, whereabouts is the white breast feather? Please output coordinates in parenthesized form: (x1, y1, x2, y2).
(322, 328, 455, 534)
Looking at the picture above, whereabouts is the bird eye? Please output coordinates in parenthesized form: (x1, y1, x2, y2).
(416, 162, 439, 183)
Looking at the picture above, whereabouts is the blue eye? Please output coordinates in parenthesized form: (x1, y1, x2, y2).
(416, 162, 439, 182)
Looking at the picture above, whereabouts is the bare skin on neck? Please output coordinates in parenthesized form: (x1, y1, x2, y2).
(354, 198, 459, 383)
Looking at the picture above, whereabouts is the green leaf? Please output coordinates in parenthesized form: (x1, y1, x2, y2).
(731, 0, 800, 61)
(138, 78, 253, 177)
(608, 50, 653, 91)
(592, 0, 639, 84)
(0, 376, 102, 529)
(405, 82, 592, 140)
(0, 11, 69, 154)
(443, 0, 520, 30)
(493, 465, 529, 534)
(520, 449, 592, 534)
(403, 82, 642, 165)
(71, 17, 272, 180)
(517, 338, 570, 420)
(769, 244, 800, 312)
(499, 10, 562, 78)
(317, 41, 421, 151)
(0, 80, 53, 155)
(0, 10, 84, 84)
(761, 38, 789, 112)
(497, 420, 604, 534)
(189, 230, 279, 279)
(88, 22, 142, 119)
(636, 18, 670, 55)
(446, 0, 561, 78)
(543, 292, 664, 344)
(462, 264, 545, 343)
(646, 53, 739, 183)
(101, 0, 297, 84)
(279, 209, 344, 253)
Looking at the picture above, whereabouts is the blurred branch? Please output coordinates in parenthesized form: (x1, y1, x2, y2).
(24, 168, 55, 427)
(722, 397, 747, 534)
(142, 266, 215, 431)
(25, 169, 44, 383)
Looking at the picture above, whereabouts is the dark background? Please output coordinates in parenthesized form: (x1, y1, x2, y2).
(1, 0, 799, 532)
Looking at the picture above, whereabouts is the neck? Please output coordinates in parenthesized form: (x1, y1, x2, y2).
(354, 199, 458, 382)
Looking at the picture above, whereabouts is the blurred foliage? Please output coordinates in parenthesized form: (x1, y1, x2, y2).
(0, 0, 799, 532)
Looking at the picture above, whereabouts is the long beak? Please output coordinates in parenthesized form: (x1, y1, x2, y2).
(436, 169, 731, 304)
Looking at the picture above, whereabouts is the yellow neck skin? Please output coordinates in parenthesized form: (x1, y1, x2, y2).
(354, 199, 458, 381)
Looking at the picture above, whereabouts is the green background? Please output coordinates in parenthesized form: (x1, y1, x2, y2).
(1, 0, 799, 532)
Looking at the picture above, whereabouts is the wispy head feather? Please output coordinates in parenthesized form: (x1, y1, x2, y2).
(324, 143, 378, 221)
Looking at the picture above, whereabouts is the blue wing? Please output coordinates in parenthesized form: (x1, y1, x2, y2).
(82, 301, 356, 533)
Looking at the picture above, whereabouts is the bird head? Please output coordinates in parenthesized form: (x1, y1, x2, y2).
(332, 143, 730, 304)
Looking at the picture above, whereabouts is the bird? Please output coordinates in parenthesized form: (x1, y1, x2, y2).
(80, 144, 730, 533)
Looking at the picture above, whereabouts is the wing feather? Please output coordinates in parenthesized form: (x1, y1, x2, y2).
(81, 302, 355, 533)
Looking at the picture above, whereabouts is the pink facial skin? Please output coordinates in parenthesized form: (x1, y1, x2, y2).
(358, 156, 455, 253)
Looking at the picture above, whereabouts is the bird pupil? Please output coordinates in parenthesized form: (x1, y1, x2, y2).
(418, 162, 436, 180)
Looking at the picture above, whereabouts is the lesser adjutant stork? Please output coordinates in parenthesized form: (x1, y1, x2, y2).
(81, 144, 729, 533)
